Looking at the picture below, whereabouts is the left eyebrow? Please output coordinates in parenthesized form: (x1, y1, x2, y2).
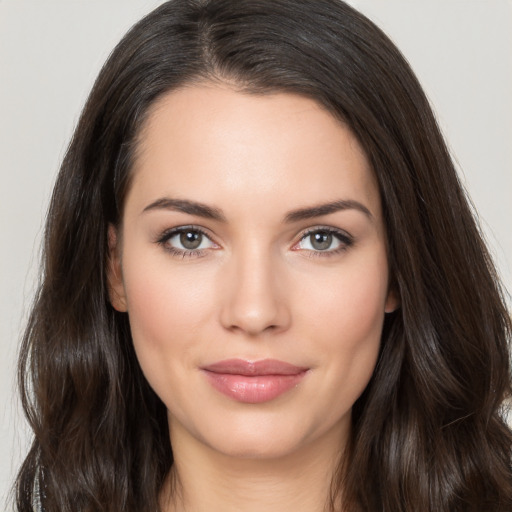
(284, 199, 373, 223)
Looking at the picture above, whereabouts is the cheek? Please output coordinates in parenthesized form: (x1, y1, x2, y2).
(336, 275, 387, 346)
(304, 251, 389, 343)
(299, 251, 389, 403)
(121, 252, 217, 381)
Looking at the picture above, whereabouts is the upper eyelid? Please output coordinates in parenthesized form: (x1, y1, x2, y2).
(298, 225, 353, 240)
(157, 225, 214, 241)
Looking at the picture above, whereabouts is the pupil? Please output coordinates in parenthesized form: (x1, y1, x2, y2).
(180, 231, 202, 250)
(311, 232, 332, 251)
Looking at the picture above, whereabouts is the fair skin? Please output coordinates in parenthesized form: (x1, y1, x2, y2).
(108, 84, 397, 512)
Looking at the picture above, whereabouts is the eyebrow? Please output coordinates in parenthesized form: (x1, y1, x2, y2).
(284, 199, 373, 223)
(142, 197, 372, 223)
(142, 198, 227, 222)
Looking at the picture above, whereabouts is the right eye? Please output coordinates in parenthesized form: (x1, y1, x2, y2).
(157, 226, 218, 257)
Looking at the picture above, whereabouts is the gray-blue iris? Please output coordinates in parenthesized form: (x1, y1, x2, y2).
(311, 232, 332, 251)
(180, 231, 202, 250)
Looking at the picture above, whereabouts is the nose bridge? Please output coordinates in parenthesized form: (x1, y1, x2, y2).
(220, 240, 290, 335)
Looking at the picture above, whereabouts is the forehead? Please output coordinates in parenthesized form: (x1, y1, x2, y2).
(127, 84, 381, 220)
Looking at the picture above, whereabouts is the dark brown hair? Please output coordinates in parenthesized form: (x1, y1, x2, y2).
(15, 1, 512, 511)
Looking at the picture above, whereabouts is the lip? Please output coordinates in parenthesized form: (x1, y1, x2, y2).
(201, 359, 309, 404)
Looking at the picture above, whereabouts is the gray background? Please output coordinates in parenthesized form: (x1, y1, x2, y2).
(1, 0, 511, 507)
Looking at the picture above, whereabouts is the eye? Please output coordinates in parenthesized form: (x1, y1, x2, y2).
(294, 228, 353, 254)
(157, 226, 218, 256)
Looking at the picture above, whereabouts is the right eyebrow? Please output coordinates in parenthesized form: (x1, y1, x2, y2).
(141, 197, 227, 222)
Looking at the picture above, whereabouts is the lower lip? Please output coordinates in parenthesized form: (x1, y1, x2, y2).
(203, 371, 307, 404)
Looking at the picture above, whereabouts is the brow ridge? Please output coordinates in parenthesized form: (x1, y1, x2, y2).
(142, 197, 372, 223)
(284, 199, 373, 223)
(142, 197, 226, 221)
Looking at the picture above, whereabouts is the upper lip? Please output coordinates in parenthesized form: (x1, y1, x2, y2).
(202, 358, 308, 376)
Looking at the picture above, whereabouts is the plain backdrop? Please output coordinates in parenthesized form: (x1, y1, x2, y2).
(1, 0, 511, 508)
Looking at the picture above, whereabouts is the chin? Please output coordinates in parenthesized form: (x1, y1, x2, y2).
(211, 432, 302, 460)
(173, 405, 349, 463)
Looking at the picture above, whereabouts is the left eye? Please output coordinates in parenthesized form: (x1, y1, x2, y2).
(296, 230, 350, 252)
(161, 228, 216, 252)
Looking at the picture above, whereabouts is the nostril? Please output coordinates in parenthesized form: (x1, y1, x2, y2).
(221, 302, 291, 336)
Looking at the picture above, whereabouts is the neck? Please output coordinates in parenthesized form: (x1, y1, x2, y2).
(161, 420, 347, 512)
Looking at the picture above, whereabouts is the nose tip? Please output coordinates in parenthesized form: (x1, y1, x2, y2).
(222, 293, 282, 335)
(219, 258, 291, 336)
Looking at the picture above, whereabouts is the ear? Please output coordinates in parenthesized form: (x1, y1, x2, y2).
(106, 224, 128, 312)
(384, 287, 400, 314)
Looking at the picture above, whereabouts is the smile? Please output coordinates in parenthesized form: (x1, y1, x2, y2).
(201, 359, 309, 404)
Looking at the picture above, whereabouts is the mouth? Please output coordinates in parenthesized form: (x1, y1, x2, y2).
(201, 359, 309, 404)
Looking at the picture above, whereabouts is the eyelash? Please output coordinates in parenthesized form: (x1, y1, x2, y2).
(156, 225, 216, 259)
(155, 225, 354, 259)
(295, 227, 354, 257)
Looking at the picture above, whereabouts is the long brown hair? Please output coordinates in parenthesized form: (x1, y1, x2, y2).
(15, 1, 512, 511)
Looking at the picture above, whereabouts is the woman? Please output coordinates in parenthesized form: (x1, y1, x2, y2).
(15, 0, 512, 511)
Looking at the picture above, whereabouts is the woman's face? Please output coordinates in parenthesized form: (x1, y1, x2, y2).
(108, 84, 397, 459)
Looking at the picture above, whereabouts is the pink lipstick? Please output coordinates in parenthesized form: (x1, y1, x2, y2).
(201, 359, 308, 403)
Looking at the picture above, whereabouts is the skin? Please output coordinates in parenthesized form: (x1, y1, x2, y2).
(108, 84, 398, 512)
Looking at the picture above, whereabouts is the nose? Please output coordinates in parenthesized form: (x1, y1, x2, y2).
(219, 246, 291, 336)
